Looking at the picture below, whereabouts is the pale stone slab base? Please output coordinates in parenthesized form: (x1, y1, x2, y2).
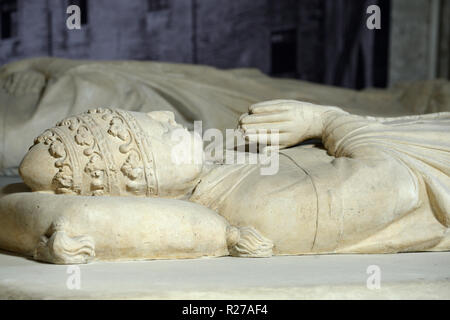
(1, 177, 449, 299)
(0, 250, 449, 299)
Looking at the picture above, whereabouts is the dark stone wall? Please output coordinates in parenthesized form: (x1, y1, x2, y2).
(0, 0, 396, 89)
(196, 0, 270, 72)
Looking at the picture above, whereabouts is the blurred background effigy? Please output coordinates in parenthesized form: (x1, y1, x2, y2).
(0, 0, 448, 89)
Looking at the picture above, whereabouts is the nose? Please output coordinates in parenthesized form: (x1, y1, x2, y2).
(19, 143, 58, 192)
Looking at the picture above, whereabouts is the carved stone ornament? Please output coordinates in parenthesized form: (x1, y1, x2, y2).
(31, 108, 158, 197)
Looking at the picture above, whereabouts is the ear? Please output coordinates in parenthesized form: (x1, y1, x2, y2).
(147, 111, 176, 125)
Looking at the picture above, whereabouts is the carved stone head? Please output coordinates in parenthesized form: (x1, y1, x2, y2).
(19, 108, 204, 198)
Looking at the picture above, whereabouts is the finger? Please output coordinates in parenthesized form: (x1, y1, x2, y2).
(240, 122, 293, 132)
(250, 103, 295, 114)
(238, 113, 249, 123)
(250, 99, 299, 109)
(239, 112, 290, 124)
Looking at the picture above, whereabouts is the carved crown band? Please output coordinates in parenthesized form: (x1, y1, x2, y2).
(33, 108, 158, 197)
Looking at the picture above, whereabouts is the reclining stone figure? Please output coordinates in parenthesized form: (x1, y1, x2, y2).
(0, 100, 448, 264)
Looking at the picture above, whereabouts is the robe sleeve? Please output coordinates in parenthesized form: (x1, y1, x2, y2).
(289, 110, 421, 252)
(321, 109, 450, 231)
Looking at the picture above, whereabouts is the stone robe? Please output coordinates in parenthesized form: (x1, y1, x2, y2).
(191, 111, 450, 254)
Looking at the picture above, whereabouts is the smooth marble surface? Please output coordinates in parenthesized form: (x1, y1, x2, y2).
(1, 177, 449, 299)
(0, 249, 449, 299)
